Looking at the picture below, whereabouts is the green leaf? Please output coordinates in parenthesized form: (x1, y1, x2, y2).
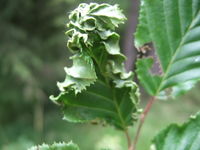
(135, 0, 200, 98)
(57, 54, 97, 94)
(51, 80, 139, 130)
(151, 112, 200, 150)
(28, 141, 79, 150)
(51, 3, 140, 130)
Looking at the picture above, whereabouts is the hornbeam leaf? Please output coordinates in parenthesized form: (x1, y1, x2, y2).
(57, 54, 97, 94)
(51, 3, 140, 129)
(135, 0, 200, 98)
(51, 80, 139, 130)
(28, 141, 79, 150)
(151, 112, 200, 150)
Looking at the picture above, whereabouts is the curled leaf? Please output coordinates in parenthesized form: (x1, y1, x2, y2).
(51, 3, 140, 129)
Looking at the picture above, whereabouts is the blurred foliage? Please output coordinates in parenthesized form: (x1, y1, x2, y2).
(0, 0, 70, 125)
(0, 0, 200, 150)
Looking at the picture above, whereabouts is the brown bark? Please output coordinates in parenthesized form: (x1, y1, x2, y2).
(123, 0, 140, 71)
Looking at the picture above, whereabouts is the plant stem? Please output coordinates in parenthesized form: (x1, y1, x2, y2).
(125, 129, 131, 148)
(131, 96, 156, 150)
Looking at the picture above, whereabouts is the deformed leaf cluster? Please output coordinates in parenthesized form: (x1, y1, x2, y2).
(50, 3, 140, 130)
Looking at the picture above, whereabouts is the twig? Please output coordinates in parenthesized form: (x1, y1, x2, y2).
(131, 96, 156, 150)
(125, 129, 131, 149)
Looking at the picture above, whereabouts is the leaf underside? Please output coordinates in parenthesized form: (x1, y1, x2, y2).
(51, 3, 140, 130)
(135, 0, 200, 98)
(152, 112, 200, 150)
(28, 141, 79, 150)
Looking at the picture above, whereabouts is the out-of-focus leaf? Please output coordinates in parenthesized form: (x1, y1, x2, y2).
(28, 141, 79, 150)
(151, 112, 200, 150)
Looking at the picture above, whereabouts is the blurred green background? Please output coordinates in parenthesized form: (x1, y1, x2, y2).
(0, 0, 199, 150)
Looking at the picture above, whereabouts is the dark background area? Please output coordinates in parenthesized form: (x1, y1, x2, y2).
(0, 0, 199, 149)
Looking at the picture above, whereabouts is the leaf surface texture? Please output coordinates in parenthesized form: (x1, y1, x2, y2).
(135, 0, 200, 98)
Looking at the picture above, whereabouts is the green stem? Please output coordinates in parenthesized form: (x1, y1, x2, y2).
(125, 129, 131, 149)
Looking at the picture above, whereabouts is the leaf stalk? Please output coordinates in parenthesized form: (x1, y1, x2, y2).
(130, 96, 156, 150)
(125, 129, 131, 148)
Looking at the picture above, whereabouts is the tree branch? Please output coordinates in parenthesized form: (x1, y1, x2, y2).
(130, 96, 156, 150)
(123, 0, 139, 71)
